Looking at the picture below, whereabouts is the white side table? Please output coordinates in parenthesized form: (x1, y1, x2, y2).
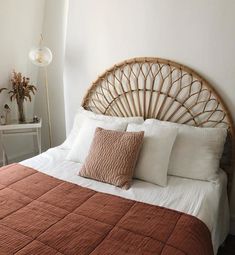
(0, 119, 42, 166)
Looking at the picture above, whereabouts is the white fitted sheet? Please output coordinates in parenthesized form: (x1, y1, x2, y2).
(21, 147, 229, 254)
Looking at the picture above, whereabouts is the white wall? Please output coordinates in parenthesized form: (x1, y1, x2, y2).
(65, 0, 235, 129)
(0, 0, 45, 162)
(64, 0, 235, 232)
(0, 0, 67, 161)
(35, 0, 67, 149)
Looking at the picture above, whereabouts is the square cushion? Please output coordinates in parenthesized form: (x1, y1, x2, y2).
(79, 127, 144, 189)
(127, 123, 178, 186)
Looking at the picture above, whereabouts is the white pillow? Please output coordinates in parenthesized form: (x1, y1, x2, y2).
(60, 107, 144, 149)
(145, 119, 227, 181)
(127, 123, 178, 186)
(66, 118, 127, 163)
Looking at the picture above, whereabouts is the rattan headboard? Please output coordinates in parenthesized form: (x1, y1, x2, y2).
(82, 57, 234, 192)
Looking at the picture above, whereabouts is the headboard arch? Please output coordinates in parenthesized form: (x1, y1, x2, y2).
(82, 57, 234, 191)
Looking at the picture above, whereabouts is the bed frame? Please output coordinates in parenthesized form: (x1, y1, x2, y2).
(82, 57, 234, 193)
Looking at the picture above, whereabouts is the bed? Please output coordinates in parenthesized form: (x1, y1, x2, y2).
(0, 57, 234, 255)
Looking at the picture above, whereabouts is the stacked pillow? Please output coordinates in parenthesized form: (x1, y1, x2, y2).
(145, 119, 227, 181)
(66, 118, 127, 163)
(64, 108, 227, 189)
(127, 123, 178, 186)
(61, 107, 144, 150)
(64, 108, 144, 189)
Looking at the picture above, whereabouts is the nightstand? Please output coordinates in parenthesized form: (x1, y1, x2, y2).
(0, 119, 42, 166)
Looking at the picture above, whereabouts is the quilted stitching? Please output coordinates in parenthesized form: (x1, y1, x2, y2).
(0, 164, 213, 255)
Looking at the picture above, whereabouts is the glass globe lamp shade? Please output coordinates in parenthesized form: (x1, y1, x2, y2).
(29, 46, 53, 67)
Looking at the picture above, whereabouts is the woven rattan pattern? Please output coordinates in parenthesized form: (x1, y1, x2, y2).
(82, 57, 234, 193)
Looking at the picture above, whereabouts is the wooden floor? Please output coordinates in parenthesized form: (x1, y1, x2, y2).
(217, 235, 235, 255)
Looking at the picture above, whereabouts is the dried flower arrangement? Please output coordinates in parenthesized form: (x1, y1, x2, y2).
(0, 71, 37, 122)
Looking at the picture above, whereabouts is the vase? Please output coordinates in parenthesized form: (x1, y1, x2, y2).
(17, 98, 25, 123)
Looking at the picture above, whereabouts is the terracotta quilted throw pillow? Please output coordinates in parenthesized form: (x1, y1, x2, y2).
(79, 127, 144, 189)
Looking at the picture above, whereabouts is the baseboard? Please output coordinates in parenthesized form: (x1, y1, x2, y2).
(230, 214, 235, 235)
(0, 152, 35, 166)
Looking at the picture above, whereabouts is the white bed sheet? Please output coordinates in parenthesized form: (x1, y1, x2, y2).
(21, 147, 230, 254)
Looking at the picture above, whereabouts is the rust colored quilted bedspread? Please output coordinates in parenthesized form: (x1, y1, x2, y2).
(0, 164, 213, 255)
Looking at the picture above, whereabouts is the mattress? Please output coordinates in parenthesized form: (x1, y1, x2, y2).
(21, 146, 230, 254)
